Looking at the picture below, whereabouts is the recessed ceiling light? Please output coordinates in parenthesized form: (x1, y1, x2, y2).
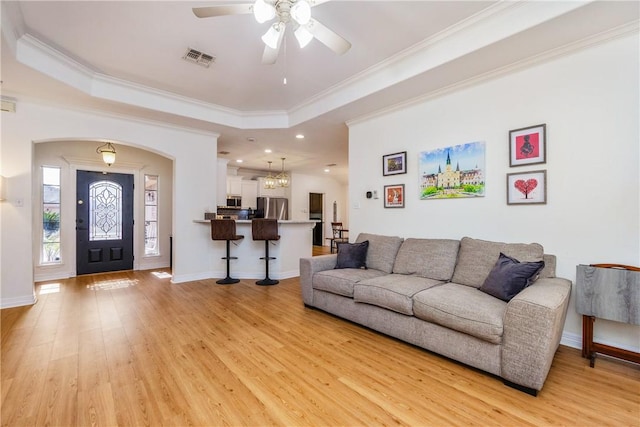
(324, 169, 330, 173)
(265, 149, 272, 153)
(296, 134, 304, 139)
(236, 159, 243, 163)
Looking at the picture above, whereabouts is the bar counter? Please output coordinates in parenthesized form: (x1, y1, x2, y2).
(195, 220, 315, 280)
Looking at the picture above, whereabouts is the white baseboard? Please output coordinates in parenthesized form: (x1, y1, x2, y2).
(34, 271, 73, 282)
(560, 330, 640, 353)
(1, 293, 37, 309)
(170, 271, 213, 284)
(560, 331, 582, 349)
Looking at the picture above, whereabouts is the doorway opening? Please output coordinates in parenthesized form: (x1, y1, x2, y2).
(309, 193, 323, 246)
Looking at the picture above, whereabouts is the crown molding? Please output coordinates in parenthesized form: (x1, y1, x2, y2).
(0, 0, 25, 55)
(6, 0, 613, 131)
(3, 91, 221, 138)
(347, 20, 639, 128)
(289, 0, 593, 127)
(14, 33, 290, 130)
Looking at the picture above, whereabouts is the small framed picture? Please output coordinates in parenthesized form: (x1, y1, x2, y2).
(507, 170, 547, 205)
(383, 151, 407, 176)
(509, 124, 546, 167)
(384, 184, 405, 208)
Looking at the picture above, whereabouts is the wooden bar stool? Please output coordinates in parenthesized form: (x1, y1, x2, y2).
(210, 219, 244, 285)
(251, 219, 280, 286)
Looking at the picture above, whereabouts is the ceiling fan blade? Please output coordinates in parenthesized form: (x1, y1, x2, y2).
(305, 18, 351, 55)
(192, 4, 253, 18)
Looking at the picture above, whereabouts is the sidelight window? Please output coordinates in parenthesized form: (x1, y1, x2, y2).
(144, 175, 159, 256)
(41, 166, 61, 264)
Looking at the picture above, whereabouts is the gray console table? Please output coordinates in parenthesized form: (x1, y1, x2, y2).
(576, 264, 640, 367)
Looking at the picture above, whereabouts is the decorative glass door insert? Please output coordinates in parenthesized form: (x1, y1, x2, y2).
(89, 180, 123, 241)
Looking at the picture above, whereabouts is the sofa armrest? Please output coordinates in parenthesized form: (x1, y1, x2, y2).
(299, 254, 337, 305)
(501, 277, 572, 391)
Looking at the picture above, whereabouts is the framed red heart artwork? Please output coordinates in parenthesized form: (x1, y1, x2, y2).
(507, 170, 547, 205)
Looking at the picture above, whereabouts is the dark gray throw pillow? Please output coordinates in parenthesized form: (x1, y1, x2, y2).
(479, 252, 545, 302)
(335, 241, 369, 269)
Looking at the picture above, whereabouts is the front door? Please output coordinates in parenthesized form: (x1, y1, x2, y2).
(76, 170, 134, 275)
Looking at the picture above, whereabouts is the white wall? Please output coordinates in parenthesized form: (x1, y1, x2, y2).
(1, 102, 219, 308)
(290, 172, 348, 242)
(347, 34, 639, 351)
(33, 141, 174, 280)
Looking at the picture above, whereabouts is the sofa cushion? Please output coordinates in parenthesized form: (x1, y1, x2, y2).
(413, 283, 507, 344)
(335, 240, 369, 269)
(393, 238, 460, 281)
(479, 253, 545, 302)
(451, 237, 544, 288)
(313, 268, 387, 298)
(354, 274, 444, 315)
(355, 233, 404, 274)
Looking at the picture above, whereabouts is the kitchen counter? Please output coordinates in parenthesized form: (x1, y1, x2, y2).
(195, 219, 315, 280)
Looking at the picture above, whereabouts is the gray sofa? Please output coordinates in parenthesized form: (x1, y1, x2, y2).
(299, 233, 572, 395)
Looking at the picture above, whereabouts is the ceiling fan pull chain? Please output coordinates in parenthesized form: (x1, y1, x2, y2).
(283, 35, 288, 85)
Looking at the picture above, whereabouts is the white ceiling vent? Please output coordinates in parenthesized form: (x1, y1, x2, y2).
(183, 48, 215, 68)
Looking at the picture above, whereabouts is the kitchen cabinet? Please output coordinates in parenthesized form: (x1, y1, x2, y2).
(257, 178, 286, 197)
(241, 180, 258, 209)
(226, 176, 243, 196)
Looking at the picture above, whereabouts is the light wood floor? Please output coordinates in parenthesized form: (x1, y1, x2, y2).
(313, 245, 332, 256)
(2, 270, 639, 426)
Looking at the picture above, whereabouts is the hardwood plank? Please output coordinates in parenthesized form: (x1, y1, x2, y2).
(0, 342, 52, 426)
(1, 270, 638, 426)
(77, 328, 111, 392)
(77, 383, 118, 427)
(35, 355, 79, 426)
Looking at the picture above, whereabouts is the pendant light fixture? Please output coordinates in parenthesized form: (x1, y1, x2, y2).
(96, 142, 116, 166)
(264, 161, 276, 189)
(276, 157, 289, 188)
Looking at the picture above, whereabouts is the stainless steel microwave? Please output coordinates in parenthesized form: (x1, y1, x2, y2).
(226, 197, 242, 207)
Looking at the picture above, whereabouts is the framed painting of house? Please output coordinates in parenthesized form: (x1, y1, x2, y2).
(382, 151, 407, 176)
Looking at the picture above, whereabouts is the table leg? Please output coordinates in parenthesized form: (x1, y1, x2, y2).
(582, 315, 594, 360)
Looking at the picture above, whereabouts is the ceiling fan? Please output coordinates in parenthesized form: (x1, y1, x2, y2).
(193, 0, 351, 64)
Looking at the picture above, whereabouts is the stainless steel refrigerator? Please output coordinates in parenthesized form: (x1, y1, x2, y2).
(256, 197, 289, 220)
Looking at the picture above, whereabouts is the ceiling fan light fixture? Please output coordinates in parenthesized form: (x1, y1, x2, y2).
(253, 0, 276, 23)
(262, 22, 284, 49)
(294, 26, 313, 48)
(290, 0, 311, 25)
